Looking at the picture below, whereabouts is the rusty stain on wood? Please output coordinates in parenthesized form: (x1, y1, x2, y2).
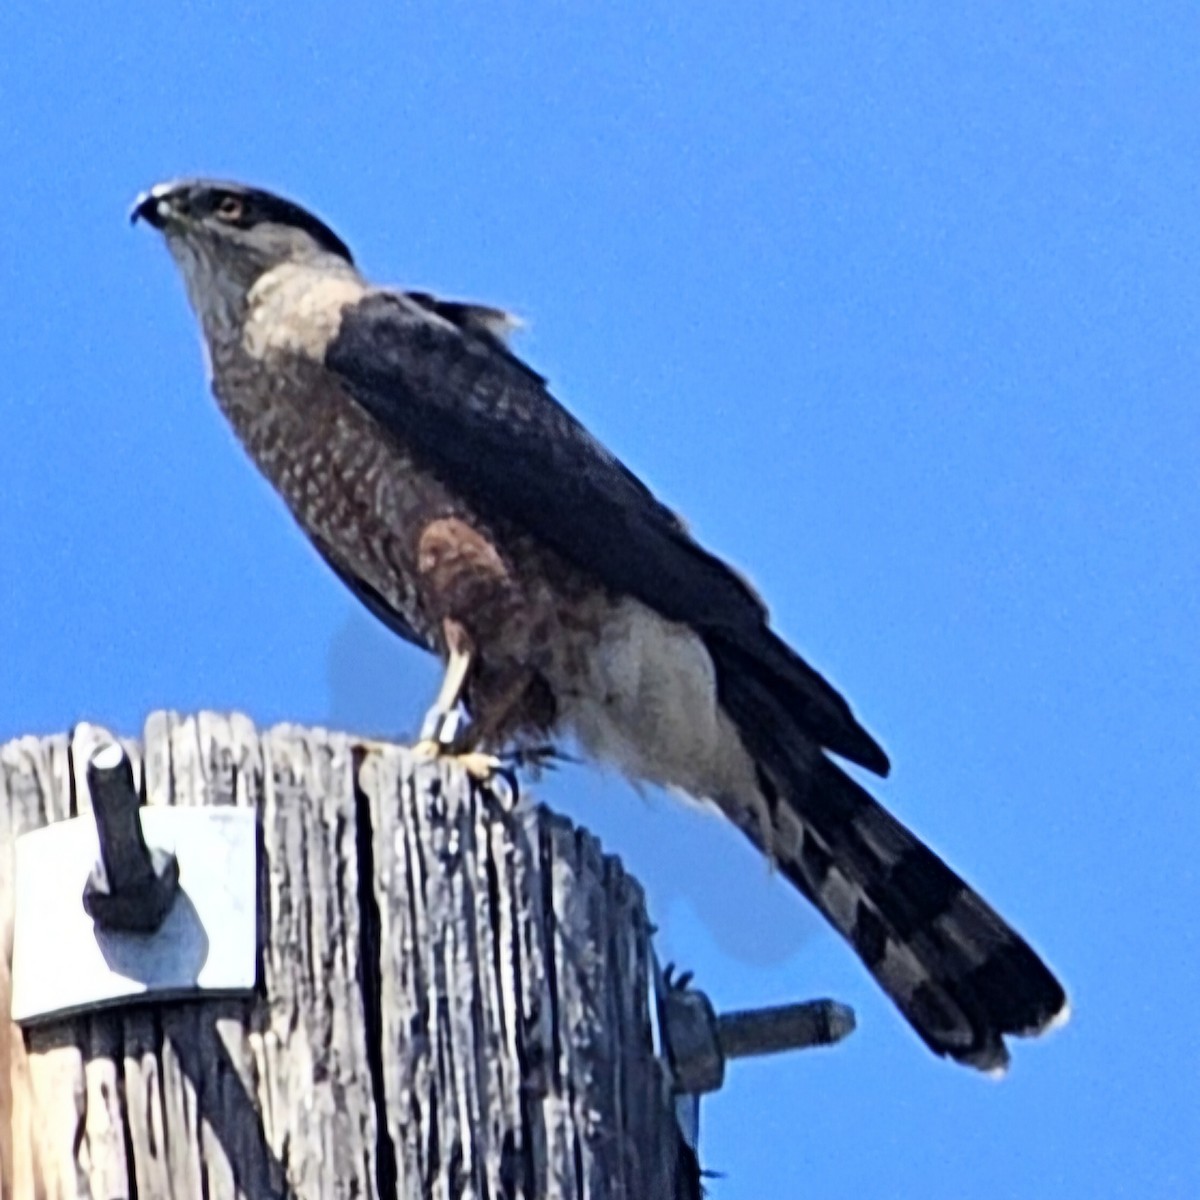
(0, 713, 689, 1199)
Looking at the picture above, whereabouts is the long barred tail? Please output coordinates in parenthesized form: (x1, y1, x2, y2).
(713, 640, 1069, 1073)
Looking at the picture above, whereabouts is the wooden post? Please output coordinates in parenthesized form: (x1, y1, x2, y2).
(0, 712, 694, 1200)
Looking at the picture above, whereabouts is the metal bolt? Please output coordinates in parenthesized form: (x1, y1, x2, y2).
(81, 742, 180, 933)
(658, 962, 856, 1096)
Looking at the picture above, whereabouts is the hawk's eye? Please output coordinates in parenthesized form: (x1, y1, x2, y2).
(214, 195, 245, 222)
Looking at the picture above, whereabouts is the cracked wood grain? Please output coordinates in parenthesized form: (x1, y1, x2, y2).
(1, 714, 689, 1200)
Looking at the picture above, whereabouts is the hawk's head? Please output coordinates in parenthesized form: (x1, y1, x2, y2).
(132, 180, 355, 337)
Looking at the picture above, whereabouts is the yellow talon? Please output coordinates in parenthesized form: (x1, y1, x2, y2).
(410, 737, 504, 783)
(411, 737, 444, 761)
(455, 751, 505, 782)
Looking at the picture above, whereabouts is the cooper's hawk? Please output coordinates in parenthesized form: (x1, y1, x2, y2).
(133, 178, 1068, 1072)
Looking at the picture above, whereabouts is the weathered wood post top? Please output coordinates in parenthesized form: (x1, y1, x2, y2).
(0, 711, 697, 1199)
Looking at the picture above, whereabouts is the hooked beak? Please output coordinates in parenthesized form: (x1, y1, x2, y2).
(130, 184, 180, 231)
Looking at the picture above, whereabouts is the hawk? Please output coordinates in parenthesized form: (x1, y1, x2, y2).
(133, 179, 1068, 1072)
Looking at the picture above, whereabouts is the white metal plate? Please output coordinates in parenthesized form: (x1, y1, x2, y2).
(11, 807, 257, 1024)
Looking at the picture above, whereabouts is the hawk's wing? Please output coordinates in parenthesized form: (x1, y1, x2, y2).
(328, 291, 764, 630)
(325, 290, 888, 774)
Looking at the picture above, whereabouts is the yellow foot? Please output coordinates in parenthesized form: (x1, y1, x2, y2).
(410, 736, 442, 762)
(411, 738, 504, 783)
(457, 751, 507, 783)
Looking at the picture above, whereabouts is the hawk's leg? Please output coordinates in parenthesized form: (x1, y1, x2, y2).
(449, 666, 565, 778)
(418, 617, 476, 747)
(452, 666, 533, 752)
(413, 618, 507, 783)
(414, 622, 560, 784)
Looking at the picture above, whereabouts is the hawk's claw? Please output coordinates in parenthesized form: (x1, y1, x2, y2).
(408, 739, 529, 811)
(662, 963, 695, 992)
(500, 743, 572, 775)
(412, 738, 502, 780)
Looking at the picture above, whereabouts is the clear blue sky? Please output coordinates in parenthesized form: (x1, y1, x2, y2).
(2, 3, 1197, 1196)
